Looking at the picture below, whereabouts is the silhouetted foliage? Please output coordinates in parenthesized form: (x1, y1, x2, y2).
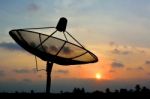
(135, 84, 141, 92)
(0, 84, 150, 98)
(73, 88, 85, 94)
(106, 88, 111, 94)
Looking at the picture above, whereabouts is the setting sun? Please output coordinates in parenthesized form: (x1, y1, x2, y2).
(96, 73, 102, 79)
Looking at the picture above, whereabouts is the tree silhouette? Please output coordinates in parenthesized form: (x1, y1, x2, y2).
(1, 84, 150, 97)
(135, 84, 141, 92)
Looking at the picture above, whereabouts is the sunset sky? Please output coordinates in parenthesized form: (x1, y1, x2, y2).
(0, 0, 150, 93)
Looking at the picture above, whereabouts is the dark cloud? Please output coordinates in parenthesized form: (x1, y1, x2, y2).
(49, 45, 58, 52)
(122, 51, 130, 55)
(109, 41, 119, 47)
(145, 60, 150, 65)
(136, 67, 144, 70)
(111, 48, 120, 54)
(109, 41, 115, 46)
(111, 48, 131, 55)
(0, 70, 5, 76)
(27, 3, 40, 12)
(126, 67, 144, 71)
(14, 69, 30, 74)
(55, 69, 69, 74)
(109, 70, 115, 73)
(62, 47, 72, 54)
(109, 41, 133, 55)
(126, 67, 133, 71)
(111, 62, 124, 68)
(0, 42, 23, 51)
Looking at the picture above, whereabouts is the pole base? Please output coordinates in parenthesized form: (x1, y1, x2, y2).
(46, 62, 53, 94)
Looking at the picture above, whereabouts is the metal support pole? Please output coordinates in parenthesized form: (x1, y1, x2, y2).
(46, 61, 53, 94)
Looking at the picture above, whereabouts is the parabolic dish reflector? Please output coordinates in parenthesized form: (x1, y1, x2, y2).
(9, 29, 98, 65)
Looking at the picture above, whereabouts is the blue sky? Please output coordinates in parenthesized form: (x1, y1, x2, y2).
(0, 0, 150, 93)
(0, 0, 150, 47)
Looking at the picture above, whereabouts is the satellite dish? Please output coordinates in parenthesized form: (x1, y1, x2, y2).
(9, 17, 98, 93)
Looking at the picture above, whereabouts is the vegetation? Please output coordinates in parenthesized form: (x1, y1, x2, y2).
(0, 84, 150, 97)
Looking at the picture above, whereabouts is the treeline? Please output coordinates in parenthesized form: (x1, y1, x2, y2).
(0, 84, 150, 97)
(71, 84, 150, 94)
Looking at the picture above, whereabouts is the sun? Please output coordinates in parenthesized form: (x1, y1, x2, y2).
(96, 73, 102, 79)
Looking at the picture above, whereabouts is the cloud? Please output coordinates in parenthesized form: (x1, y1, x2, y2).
(62, 47, 72, 54)
(22, 79, 32, 83)
(53, 0, 98, 12)
(111, 48, 131, 55)
(109, 42, 133, 55)
(111, 48, 120, 54)
(138, 50, 145, 54)
(122, 51, 131, 55)
(0, 42, 23, 51)
(145, 60, 150, 65)
(126, 67, 144, 71)
(111, 62, 124, 68)
(136, 67, 144, 70)
(14, 69, 31, 74)
(43, 46, 72, 54)
(49, 45, 58, 52)
(0, 70, 5, 76)
(126, 68, 132, 71)
(109, 70, 115, 73)
(147, 72, 150, 75)
(109, 41, 117, 46)
(27, 3, 40, 12)
(55, 69, 69, 74)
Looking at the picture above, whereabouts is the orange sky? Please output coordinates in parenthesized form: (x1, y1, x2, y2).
(1, 43, 150, 81)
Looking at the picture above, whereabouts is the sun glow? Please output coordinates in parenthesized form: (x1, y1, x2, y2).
(96, 73, 102, 79)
